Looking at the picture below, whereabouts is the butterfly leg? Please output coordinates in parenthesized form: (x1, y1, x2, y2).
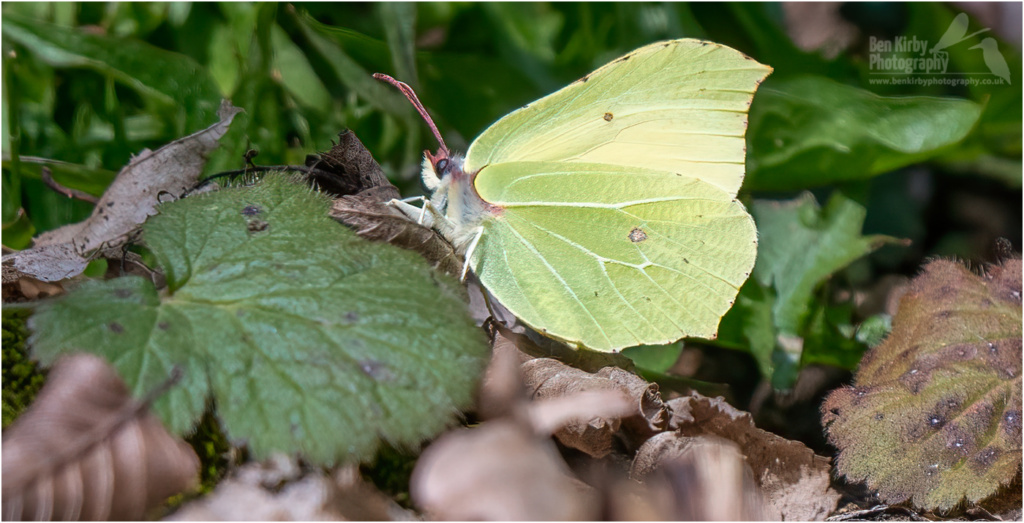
(389, 196, 431, 225)
(459, 226, 485, 282)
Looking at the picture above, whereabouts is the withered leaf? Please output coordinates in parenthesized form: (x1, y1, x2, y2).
(522, 357, 667, 457)
(2, 353, 199, 521)
(168, 457, 411, 521)
(823, 258, 1022, 510)
(666, 393, 839, 520)
(1, 101, 241, 283)
(304, 131, 400, 199)
(411, 420, 598, 521)
(330, 193, 463, 278)
(627, 434, 773, 520)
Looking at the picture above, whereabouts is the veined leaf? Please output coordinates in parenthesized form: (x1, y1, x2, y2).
(28, 176, 489, 465)
(747, 76, 983, 191)
(823, 258, 1022, 510)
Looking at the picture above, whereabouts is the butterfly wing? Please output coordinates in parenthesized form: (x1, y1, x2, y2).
(470, 162, 756, 351)
(465, 39, 771, 197)
(463, 39, 770, 351)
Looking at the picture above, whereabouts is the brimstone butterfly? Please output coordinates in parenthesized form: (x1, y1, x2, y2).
(377, 39, 771, 352)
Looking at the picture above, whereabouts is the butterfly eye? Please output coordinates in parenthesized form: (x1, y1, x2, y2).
(435, 158, 450, 173)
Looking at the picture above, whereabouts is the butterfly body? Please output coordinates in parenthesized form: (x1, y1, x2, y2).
(388, 39, 771, 352)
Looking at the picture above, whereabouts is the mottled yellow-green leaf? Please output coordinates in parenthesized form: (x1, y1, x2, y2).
(823, 258, 1022, 510)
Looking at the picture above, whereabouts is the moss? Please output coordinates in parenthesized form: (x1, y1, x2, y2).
(186, 408, 235, 495)
(362, 444, 419, 508)
(2, 308, 46, 429)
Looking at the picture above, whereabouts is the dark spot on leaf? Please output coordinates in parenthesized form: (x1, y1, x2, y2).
(345, 311, 359, 323)
(972, 447, 1001, 470)
(683, 258, 690, 264)
(628, 227, 648, 243)
(875, 413, 884, 420)
(108, 322, 124, 334)
(594, 291, 599, 297)
(247, 219, 269, 233)
(1004, 410, 1021, 438)
(241, 205, 262, 216)
(106, 202, 114, 207)
(603, 112, 614, 122)
(113, 288, 133, 299)
(360, 359, 396, 382)
(158, 322, 170, 330)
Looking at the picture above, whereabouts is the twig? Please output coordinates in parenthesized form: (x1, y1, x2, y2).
(41, 167, 99, 204)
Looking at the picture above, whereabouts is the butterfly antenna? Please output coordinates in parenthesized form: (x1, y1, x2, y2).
(373, 73, 449, 155)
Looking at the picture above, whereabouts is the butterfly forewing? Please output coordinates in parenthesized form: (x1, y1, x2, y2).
(464, 39, 771, 197)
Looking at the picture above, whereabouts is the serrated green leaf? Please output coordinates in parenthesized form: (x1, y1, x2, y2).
(747, 76, 983, 191)
(823, 258, 1022, 510)
(28, 176, 488, 465)
(751, 191, 897, 335)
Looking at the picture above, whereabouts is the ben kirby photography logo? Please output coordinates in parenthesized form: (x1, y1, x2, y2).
(868, 13, 1010, 87)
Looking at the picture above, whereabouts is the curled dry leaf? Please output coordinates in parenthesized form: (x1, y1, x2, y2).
(411, 419, 598, 521)
(168, 457, 412, 521)
(823, 258, 1022, 511)
(626, 434, 773, 520)
(1, 101, 241, 284)
(304, 131, 400, 199)
(522, 357, 668, 457)
(330, 193, 463, 278)
(666, 393, 840, 520)
(2, 353, 199, 520)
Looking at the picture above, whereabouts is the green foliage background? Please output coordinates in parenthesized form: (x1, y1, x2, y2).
(3, 2, 1021, 390)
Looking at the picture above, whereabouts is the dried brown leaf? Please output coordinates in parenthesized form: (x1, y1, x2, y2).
(411, 420, 598, 520)
(168, 457, 413, 521)
(2, 353, 199, 520)
(521, 357, 667, 457)
(627, 434, 775, 520)
(666, 393, 840, 520)
(1, 101, 241, 283)
(304, 131, 400, 199)
(330, 193, 463, 278)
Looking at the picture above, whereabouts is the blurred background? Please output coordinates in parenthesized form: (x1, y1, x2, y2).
(2, 2, 1021, 449)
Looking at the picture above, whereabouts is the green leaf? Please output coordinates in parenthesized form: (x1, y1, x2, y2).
(28, 176, 489, 465)
(746, 76, 983, 191)
(621, 343, 683, 375)
(270, 24, 332, 110)
(716, 279, 777, 380)
(751, 191, 897, 335)
(2, 13, 222, 133)
(823, 258, 1022, 510)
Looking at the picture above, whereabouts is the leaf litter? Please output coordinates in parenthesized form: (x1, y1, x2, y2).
(1, 100, 242, 283)
(2, 353, 199, 520)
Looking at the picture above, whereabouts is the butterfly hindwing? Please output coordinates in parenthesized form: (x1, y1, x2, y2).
(470, 162, 756, 351)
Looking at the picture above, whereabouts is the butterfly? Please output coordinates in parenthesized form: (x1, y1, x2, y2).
(376, 39, 771, 352)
